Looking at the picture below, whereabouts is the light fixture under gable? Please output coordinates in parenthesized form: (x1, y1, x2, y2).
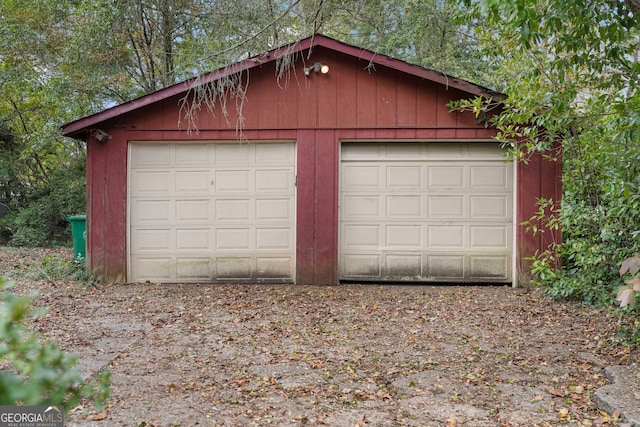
(304, 62, 330, 76)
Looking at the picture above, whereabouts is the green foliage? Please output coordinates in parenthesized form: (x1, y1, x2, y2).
(0, 156, 85, 247)
(529, 147, 640, 305)
(617, 318, 640, 346)
(1, 0, 492, 248)
(0, 277, 109, 410)
(453, 0, 640, 308)
(524, 178, 640, 306)
(327, 0, 498, 88)
(23, 254, 96, 285)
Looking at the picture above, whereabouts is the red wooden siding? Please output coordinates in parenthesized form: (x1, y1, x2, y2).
(516, 147, 563, 283)
(120, 48, 481, 133)
(74, 38, 560, 285)
(86, 131, 128, 282)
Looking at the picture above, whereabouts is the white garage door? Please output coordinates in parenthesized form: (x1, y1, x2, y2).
(340, 142, 513, 283)
(129, 142, 295, 283)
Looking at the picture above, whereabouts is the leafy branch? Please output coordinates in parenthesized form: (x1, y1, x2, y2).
(0, 277, 110, 410)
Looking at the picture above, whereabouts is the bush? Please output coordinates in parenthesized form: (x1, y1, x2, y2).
(0, 277, 109, 410)
(526, 178, 640, 306)
(0, 156, 85, 247)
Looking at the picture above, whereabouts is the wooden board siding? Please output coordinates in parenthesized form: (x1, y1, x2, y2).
(516, 146, 563, 284)
(86, 132, 127, 282)
(119, 49, 480, 134)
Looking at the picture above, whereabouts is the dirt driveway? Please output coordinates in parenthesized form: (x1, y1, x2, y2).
(1, 248, 637, 426)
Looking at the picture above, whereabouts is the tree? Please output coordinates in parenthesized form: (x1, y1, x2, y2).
(0, 0, 493, 245)
(326, 0, 497, 87)
(452, 0, 640, 303)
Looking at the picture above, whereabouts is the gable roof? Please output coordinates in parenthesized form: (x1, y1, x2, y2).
(62, 34, 503, 137)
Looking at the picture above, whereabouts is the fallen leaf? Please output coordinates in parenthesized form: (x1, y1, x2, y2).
(548, 388, 565, 397)
(87, 411, 107, 421)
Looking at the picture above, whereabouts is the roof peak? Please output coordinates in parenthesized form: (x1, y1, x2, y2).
(63, 33, 502, 137)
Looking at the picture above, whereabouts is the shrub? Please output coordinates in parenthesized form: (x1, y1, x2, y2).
(525, 187, 640, 307)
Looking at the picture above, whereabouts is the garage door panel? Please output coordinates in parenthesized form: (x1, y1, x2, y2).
(135, 258, 172, 281)
(465, 143, 506, 159)
(343, 254, 380, 277)
(256, 199, 292, 221)
(216, 257, 252, 279)
(175, 144, 210, 166)
(175, 171, 210, 193)
(216, 228, 251, 250)
(129, 142, 295, 283)
(342, 143, 384, 160)
(176, 229, 210, 250)
(386, 254, 422, 278)
(385, 143, 425, 158)
(469, 256, 508, 279)
(216, 199, 250, 221)
(133, 229, 172, 251)
(470, 165, 510, 189)
(386, 225, 422, 248)
(215, 170, 251, 192)
(470, 226, 509, 248)
(215, 143, 251, 163)
(427, 255, 465, 279)
(386, 195, 422, 218)
(176, 200, 210, 222)
(132, 171, 172, 194)
(176, 258, 211, 279)
(343, 225, 381, 247)
(343, 195, 381, 218)
(470, 195, 510, 218)
(428, 195, 464, 218)
(256, 257, 292, 278)
(255, 143, 293, 163)
(256, 169, 292, 192)
(132, 200, 172, 223)
(256, 228, 292, 249)
(387, 166, 423, 188)
(426, 143, 466, 158)
(341, 142, 512, 283)
(428, 225, 465, 248)
(428, 166, 465, 188)
(131, 144, 171, 167)
(343, 165, 381, 188)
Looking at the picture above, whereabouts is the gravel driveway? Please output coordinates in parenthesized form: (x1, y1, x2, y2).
(1, 248, 637, 426)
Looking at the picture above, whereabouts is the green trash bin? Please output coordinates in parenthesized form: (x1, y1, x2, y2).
(66, 215, 86, 259)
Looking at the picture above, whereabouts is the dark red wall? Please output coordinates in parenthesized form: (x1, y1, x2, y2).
(85, 46, 561, 285)
(516, 146, 563, 283)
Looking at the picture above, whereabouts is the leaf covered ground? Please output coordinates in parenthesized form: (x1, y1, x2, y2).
(1, 248, 638, 426)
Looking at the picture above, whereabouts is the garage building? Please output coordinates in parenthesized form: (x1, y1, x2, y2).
(62, 35, 561, 286)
